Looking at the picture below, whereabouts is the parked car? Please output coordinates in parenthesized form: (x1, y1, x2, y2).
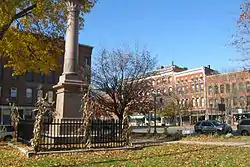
(0, 125, 14, 141)
(194, 120, 232, 134)
(237, 118, 250, 136)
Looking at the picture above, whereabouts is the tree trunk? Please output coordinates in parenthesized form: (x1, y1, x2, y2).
(179, 114, 183, 126)
(147, 112, 151, 134)
(117, 113, 124, 121)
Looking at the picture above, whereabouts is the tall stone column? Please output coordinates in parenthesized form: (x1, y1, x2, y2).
(53, 0, 87, 119)
(63, 1, 79, 75)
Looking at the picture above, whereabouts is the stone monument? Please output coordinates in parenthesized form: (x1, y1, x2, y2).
(53, 0, 87, 119)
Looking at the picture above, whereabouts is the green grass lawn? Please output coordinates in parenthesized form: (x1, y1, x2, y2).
(1, 142, 250, 167)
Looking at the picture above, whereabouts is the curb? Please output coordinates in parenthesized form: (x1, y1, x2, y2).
(8, 142, 35, 158)
(8, 142, 143, 158)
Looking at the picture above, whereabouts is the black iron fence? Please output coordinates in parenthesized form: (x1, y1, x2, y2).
(18, 119, 125, 151)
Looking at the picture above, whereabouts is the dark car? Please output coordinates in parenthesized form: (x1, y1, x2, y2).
(194, 120, 232, 134)
(237, 118, 250, 136)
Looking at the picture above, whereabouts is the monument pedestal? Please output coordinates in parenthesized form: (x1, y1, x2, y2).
(53, 74, 88, 119)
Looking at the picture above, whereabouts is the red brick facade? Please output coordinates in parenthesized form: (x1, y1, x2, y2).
(0, 44, 93, 124)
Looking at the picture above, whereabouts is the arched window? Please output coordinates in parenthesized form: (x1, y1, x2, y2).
(168, 76, 172, 84)
(214, 85, 219, 94)
(220, 84, 224, 93)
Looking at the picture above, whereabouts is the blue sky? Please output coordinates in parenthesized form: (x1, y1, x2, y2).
(79, 0, 243, 72)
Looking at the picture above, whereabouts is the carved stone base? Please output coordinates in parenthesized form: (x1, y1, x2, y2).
(53, 74, 88, 119)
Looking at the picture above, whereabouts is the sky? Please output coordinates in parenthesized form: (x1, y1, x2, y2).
(79, 0, 244, 72)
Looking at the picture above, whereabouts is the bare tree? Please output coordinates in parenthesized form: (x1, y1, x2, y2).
(231, 0, 250, 68)
(92, 46, 156, 121)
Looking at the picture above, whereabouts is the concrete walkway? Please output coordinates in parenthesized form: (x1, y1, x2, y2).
(169, 140, 250, 148)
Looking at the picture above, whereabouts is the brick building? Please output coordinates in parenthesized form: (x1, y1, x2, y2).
(206, 70, 250, 124)
(173, 66, 218, 123)
(149, 64, 186, 96)
(0, 44, 93, 125)
(147, 63, 250, 125)
(147, 64, 219, 125)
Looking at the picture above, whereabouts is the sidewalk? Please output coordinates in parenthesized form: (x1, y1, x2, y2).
(169, 140, 250, 148)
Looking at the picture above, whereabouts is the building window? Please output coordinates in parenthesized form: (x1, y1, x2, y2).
(26, 72, 34, 82)
(185, 86, 188, 94)
(162, 77, 166, 82)
(48, 91, 53, 103)
(201, 97, 205, 107)
(182, 87, 185, 94)
(239, 82, 244, 91)
(192, 98, 196, 107)
(168, 87, 172, 95)
(232, 83, 237, 93)
(191, 85, 195, 93)
(214, 99, 219, 108)
(84, 57, 91, 67)
(48, 71, 55, 84)
(38, 72, 45, 83)
(168, 76, 172, 84)
(209, 99, 213, 108)
(226, 84, 230, 94)
(195, 84, 199, 92)
(220, 84, 224, 94)
(152, 80, 155, 86)
(208, 86, 213, 95)
(157, 79, 161, 85)
(200, 84, 204, 91)
(214, 85, 219, 94)
(246, 81, 250, 92)
(10, 87, 17, 98)
(25, 88, 33, 103)
(163, 88, 167, 94)
(177, 87, 181, 94)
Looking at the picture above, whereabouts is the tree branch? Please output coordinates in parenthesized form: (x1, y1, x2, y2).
(0, 4, 37, 40)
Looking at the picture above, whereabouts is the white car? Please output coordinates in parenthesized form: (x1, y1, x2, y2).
(0, 125, 14, 141)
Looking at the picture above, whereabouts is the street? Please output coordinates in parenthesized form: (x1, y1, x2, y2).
(132, 125, 238, 134)
(132, 126, 194, 134)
